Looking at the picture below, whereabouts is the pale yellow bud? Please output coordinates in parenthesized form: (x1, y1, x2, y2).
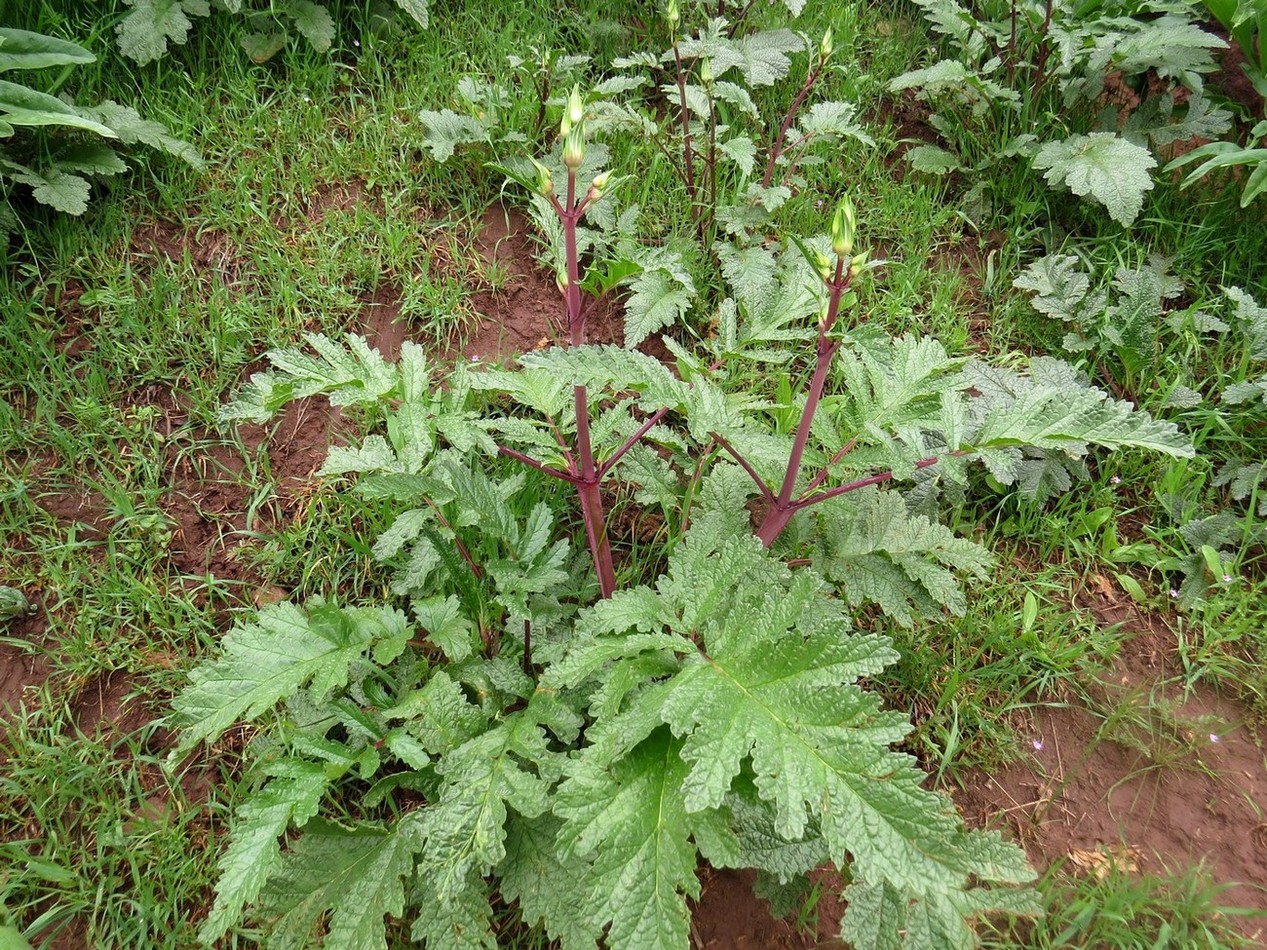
(567, 85, 585, 127)
(666, 0, 680, 29)
(700, 58, 713, 86)
(820, 27, 833, 62)
(813, 250, 832, 281)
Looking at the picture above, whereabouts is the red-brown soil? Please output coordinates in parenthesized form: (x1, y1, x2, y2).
(956, 600, 1267, 941)
(454, 204, 626, 364)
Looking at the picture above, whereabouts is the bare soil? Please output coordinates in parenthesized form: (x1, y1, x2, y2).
(454, 204, 627, 363)
(956, 600, 1267, 940)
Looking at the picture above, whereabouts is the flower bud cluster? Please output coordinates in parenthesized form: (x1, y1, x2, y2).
(562, 85, 586, 170)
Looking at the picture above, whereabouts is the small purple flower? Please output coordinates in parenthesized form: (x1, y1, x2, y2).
(1222, 574, 1233, 584)
(1169, 589, 1180, 599)
(1110, 475, 1121, 484)
(1031, 738, 1044, 752)
(1208, 733, 1221, 744)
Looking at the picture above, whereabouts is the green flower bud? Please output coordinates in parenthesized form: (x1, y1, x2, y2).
(700, 57, 713, 86)
(820, 27, 833, 62)
(563, 125, 586, 170)
(849, 250, 870, 280)
(531, 158, 555, 198)
(813, 249, 832, 281)
(567, 85, 585, 128)
(831, 195, 855, 258)
(666, 0, 680, 29)
(590, 170, 612, 195)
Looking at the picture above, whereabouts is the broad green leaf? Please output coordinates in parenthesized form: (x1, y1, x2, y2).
(1013, 254, 1092, 322)
(26, 168, 91, 214)
(116, 0, 208, 65)
(74, 101, 204, 168)
(171, 601, 406, 757)
(567, 529, 1036, 932)
(905, 144, 963, 175)
(417, 701, 561, 904)
(709, 29, 805, 86)
(1225, 286, 1267, 358)
(625, 269, 692, 347)
(258, 817, 421, 950)
(54, 143, 128, 176)
(718, 135, 757, 176)
(1032, 133, 1156, 226)
(499, 813, 603, 948)
(555, 728, 703, 950)
(199, 759, 329, 943)
(815, 488, 993, 625)
(287, 1, 336, 51)
(408, 866, 495, 949)
(0, 80, 115, 137)
(0, 29, 96, 72)
(242, 31, 286, 63)
(418, 108, 490, 162)
(967, 360, 1193, 462)
(383, 669, 485, 754)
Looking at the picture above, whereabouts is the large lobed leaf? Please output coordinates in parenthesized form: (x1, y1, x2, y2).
(1032, 133, 1156, 227)
(256, 816, 422, 950)
(547, 517, 1036, 947)
(170, 601, 408, 758)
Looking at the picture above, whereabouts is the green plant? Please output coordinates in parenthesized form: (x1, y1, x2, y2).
(116, 0, 430, 64)
(169, 51, 1200, 943)
(1015, 255, 1267, 606)
(981, 858, 1265, 948)
(0, 27, 203, 220)
(890, 0, 1231, 225)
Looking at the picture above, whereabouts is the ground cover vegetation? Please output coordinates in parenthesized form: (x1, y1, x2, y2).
(1, 0, 1266, 947)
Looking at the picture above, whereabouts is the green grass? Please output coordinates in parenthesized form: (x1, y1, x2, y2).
(2, 0, 1266, 945)
(981, 860, 1266, 949)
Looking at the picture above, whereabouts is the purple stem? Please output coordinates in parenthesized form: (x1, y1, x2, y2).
(754, 257, 850, 546)
(713, 433, 775, 504)
(497, 444, 579, 484)
(789, 450, 971, 511)
(760, 59, 824, 189)
(564, 168, 617, 598)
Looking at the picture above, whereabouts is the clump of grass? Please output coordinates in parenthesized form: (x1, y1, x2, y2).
(982, 859, 1266, 949)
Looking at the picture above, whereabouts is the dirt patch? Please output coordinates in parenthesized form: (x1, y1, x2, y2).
(71, 670, 149, 739)
(131, 219, 241, 284)
(691, 868, 844, 949)
(954, 614, 1267, 935)
(453, 205, 626, 364)
(37, 486, 112, 539)
(362, 284, 409, 361)
(0, 610, 52, 725)
(165, 396, 341, 581)
(1208, 26, 1265, 121)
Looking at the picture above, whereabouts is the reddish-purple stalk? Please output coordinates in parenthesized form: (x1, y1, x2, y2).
(672, 42, 700, 222)
(752, 256, 851, 546)
(563, 168, 619, 598)
(760, 56, 826, 189)
(490, 163, 620, 598)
